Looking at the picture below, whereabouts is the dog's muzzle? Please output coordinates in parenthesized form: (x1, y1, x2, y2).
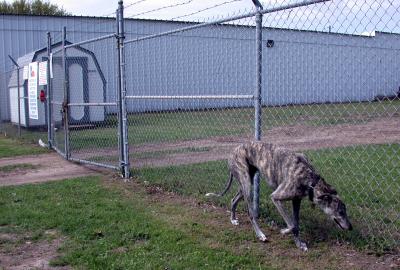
(334, 218, 352, 231)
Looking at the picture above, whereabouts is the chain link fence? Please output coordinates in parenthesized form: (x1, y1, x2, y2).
(1, 0, 399, 251)
(122, 0, 399, 250)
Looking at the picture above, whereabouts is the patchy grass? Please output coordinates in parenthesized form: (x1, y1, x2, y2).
(138, 143, 400, 252)
(0, 136, 48, 158)
(0, 163, 39, 173)
(0, 177, 273, 269)
(1, 176, 392, 270)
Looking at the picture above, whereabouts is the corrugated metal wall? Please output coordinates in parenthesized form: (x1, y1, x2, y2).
(0, 15, 193, 120)
(1, 14, 400, 120)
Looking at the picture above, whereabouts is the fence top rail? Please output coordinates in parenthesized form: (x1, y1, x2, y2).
(52, 33, 116, 54)
(125, 95, 255, 100)
(68, 102, 118, 106)
(125, 0, 330, 44)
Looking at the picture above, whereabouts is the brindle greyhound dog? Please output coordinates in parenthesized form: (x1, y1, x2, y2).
(206, 142, 352, 251)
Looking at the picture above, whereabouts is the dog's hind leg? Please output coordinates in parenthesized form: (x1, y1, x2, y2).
(292, 198, 308, 251)
(230, 188, 243, 226)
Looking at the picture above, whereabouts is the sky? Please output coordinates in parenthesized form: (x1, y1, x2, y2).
(49, 0, 255, 19)
(5, 0, 400, 34)
(53, 0, 400, 34)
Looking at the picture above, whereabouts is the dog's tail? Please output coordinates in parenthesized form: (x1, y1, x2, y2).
(205, 173, 234, 198)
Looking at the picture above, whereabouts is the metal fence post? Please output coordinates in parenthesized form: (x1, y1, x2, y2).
(8, 55, 21, 137)
(253, 0, 264, 218)
(17, 66, 21, 137)
(116, 0, 130, 178)
(62, 27, 70, 159)
(16, 66, 21, 137)
(47, 32, 52, 148)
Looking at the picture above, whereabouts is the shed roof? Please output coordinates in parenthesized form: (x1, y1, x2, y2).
(7, 40, 106, 88)
(7, 42, 63, 88)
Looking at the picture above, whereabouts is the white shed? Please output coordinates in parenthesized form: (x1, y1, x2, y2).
(8, 41, 106, 128)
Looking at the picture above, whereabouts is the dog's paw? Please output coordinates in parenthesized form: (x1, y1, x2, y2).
(280, 227, 294, 235)
(258, 234, 268, 242)
(299, 243, 308, 252)
(295, 240, 308, 252)
(230, 219, 239, 226)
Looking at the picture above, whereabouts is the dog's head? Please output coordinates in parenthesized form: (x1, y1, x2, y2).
(316, 193, 352, 231)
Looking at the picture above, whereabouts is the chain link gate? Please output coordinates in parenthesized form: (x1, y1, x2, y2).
(48, 5, 129, 174)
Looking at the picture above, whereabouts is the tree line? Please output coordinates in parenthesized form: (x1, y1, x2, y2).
(0, 0, 69, 16)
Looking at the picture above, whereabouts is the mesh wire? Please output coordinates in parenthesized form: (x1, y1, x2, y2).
(124, 0, 399, 250)
(259, 0, 400, 249)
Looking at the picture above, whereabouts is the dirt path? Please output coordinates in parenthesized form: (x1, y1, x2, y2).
(0, 153, 100, 187)
(131, 117, 400, 167)
(70, 117, 400, 168)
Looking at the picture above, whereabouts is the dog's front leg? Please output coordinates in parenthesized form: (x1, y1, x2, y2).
(271, 197, 294, 234)
(292, 198, 308, 251)
(271, 188, 294, 234)
(240, 179, 267, 242)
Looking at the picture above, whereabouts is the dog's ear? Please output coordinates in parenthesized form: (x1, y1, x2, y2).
(318, 178, 337, 195)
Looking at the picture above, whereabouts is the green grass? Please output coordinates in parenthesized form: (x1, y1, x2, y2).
(138, 143, 400, 251)
(3, 100, 398, 149)
(1, 176, 380, 269)
(0, 177, 277, 269)
(0, 136, 48, 158)
(262, 99, 400, 128)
